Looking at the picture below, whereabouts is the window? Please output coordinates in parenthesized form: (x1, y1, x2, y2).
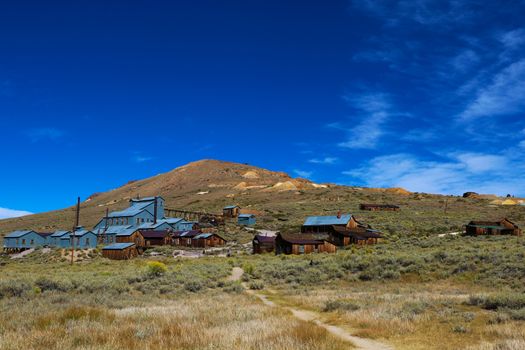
(125, 218, 129, 225)
(85, 238, 90, 245)
(141, 218, 145, 223)
(30, 239, 34, 245)
(136, 218, 140, 226)
(16, 239, 19, 245)
(298, 245, 305, 254)
(22, 239, 26, 245)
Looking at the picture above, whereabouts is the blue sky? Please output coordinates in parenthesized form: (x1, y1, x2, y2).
(1, 0, 525, 217)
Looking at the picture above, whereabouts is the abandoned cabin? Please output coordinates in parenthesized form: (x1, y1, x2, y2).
(172, 230, 201, 246)
(102, 243, 139, 260)
(275, 233, 336, 255)
(140, 230, 173, 246)
(191, 233, 227, 248)
(360, 204, 400, 211)
(252, 235, 275, 254)
(465, 218, 522, 236)
(223, 205, 241, 218)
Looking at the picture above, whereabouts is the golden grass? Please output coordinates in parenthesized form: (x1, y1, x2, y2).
(0, 292, 351, 350)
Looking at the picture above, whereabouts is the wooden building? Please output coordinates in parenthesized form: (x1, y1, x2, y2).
(360, 204, 400, 211)
(116, 229, 145, 247)
(140, 230, 172, 246)
(223, 205, 241, 218)
(301, 214, 359, 233)
(172, 230, 201, 246)
(465, 218, 521, 236)
(331, 226, 383, 245)
(252, 235, 275, 254)
(102, 243, 138, 260)
(275, 233, 336, 255)
(191, 233, 227, 248)
(3, 230, 44, 251)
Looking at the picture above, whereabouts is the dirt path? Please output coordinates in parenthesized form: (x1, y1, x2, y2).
(231, 268, 394, 350)
(10, 248, 34, 259)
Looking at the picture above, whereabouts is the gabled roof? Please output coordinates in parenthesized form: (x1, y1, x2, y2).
(278, 233, 329, 245)
(224, 205, 240, 209)
(103, 243, 135, 250)
(139, 230, 170, 239)
(60, 229, 95, 239)
(163, 217, 184, 224)
(303, 214, 352, 226)
(51, 230, 71, 238)
(137, 220, 172, 230)
(238, 214, 255, 218)
(4, 230, 36, 238)
(36, 232, 54, 238)
(253, 235, 275, 243)
(104, 225, 136, 236)
(331, 225, 383, 239)
(108, 200, 154, 218)
(130, 196, 164, 203)
(172, 230, 200, 238)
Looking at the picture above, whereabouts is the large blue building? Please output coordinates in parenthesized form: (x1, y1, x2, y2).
(94, 196, 165, 230)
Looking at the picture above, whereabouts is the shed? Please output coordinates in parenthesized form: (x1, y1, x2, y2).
(191, 233, 226, 248)
(275, 233, 336, 255)
(223, 205, 241, 218)
(252, 235, 275, 254)
(59, 228, 98, 249)
(139, 230, 172, 247)
(331, 226, 383, 245)
(360, 204, 400, 211)
(465, 218, 521, 236)
(102, 243, 138, 260)
(116, 228, 146, 248)
(301, 214, 358, 233)
(238, 214, 256, 226)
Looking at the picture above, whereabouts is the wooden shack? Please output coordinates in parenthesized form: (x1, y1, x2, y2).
(465, 218, 521, 236)
(275, 233, 336, 255)
(252, 235, 275, 254)
(238, 214, 256, 226)
(116, 229, 145, 247)
(140, 230, 172, 246)
(191, 233, 227, 248)
(360, 204, 400, 211)
(301, 214, 359, 233)
(223, 205, 241, 218)
(172, 230, 201, 246)
(102, 243, 138, 260)
(330, 226, 383, 246)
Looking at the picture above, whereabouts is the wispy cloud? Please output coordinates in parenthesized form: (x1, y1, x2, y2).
(309, 157, 338, 165)
(335, 92, 405, 149)
(344, 151, 525, 196)
(294, 169, 313, 178)
(131, 152, 153, 163)
(0, 207, 33, 219)
(459, 59, 525, 120)
(25, 127, 64, 142)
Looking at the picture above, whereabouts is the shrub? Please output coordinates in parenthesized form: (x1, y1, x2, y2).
(249, 281, 264, 290)
(323, 299, 360, 312)
(468, 294, 525, 310)
(184, 280, 203, 292)
(35, 277, 73, 292)
(146, 261, 168, 277)
(0, 280, 31, 298)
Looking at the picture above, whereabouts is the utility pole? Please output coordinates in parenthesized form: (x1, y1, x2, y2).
(71, 197, 80, 265)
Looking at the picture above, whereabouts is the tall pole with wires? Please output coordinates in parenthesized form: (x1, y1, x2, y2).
(71, 197, 80, 265)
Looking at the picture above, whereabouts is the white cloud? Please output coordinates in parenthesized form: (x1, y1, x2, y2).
(337, 93, 398, 149)
(309, 157, 338, 165)
(133, 155, 152, 163)
(344, 152, 525, 196)
(499, 28, 525, 49)
(450, 49, 480, 73)
(26, 128, 64, 142)
(294, 169, 313, 178)
(459, 59, 525, 120)
(0, 207, 33, 219)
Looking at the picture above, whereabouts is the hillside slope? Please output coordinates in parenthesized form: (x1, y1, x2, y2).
(1, 159, 524, 237)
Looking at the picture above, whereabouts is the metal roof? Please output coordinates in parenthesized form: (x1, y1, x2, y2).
(194, 233, 213, 239)
(163, 217, 184, 224)
(60, 229, 94, 239)
(51, 230, 71, 238)
(137, 221, 171, 230)
(139, 230, 169, 239)
(253, 235, 275, 243)
(224, 205, 239, 209)
(303, 214, 352, 226)
(102, 243, 135, 250)
(4, 230, 35, 238)
(104, 225, 136, 236)
(130, 196, 164, 203)
(108, 201, 152, 217)
(238, 214, 255, 218)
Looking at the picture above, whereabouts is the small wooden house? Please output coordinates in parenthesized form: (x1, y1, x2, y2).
(360, 204, 400, 211)
(275, 233, 336, 255)
(116, 229, 146, 247)
(330, 226, 383, 245)
(172, 230, 201, 246)
(252, 235, 275, 254)
(191, 233, 227, 248)
(465, 218, 521, 236)
(223, 205, 241, 218)
(59, 228, 98, 249)
(140, 230, 172, 247)
(238, 214, 256, 226)
(102, 243, 138, 260)
(301, 214, 358, 233)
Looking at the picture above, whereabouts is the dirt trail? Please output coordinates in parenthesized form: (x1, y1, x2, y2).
(229, 268, 394, 350)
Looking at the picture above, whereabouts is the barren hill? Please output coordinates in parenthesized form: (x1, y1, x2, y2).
(1, 159, 523, 237)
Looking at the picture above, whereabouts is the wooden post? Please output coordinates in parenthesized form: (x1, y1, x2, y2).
(71, 197, 80, 265)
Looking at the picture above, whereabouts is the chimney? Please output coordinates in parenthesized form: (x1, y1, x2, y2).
(154, 197, 158, 224)
(337, 211, 341, 219)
